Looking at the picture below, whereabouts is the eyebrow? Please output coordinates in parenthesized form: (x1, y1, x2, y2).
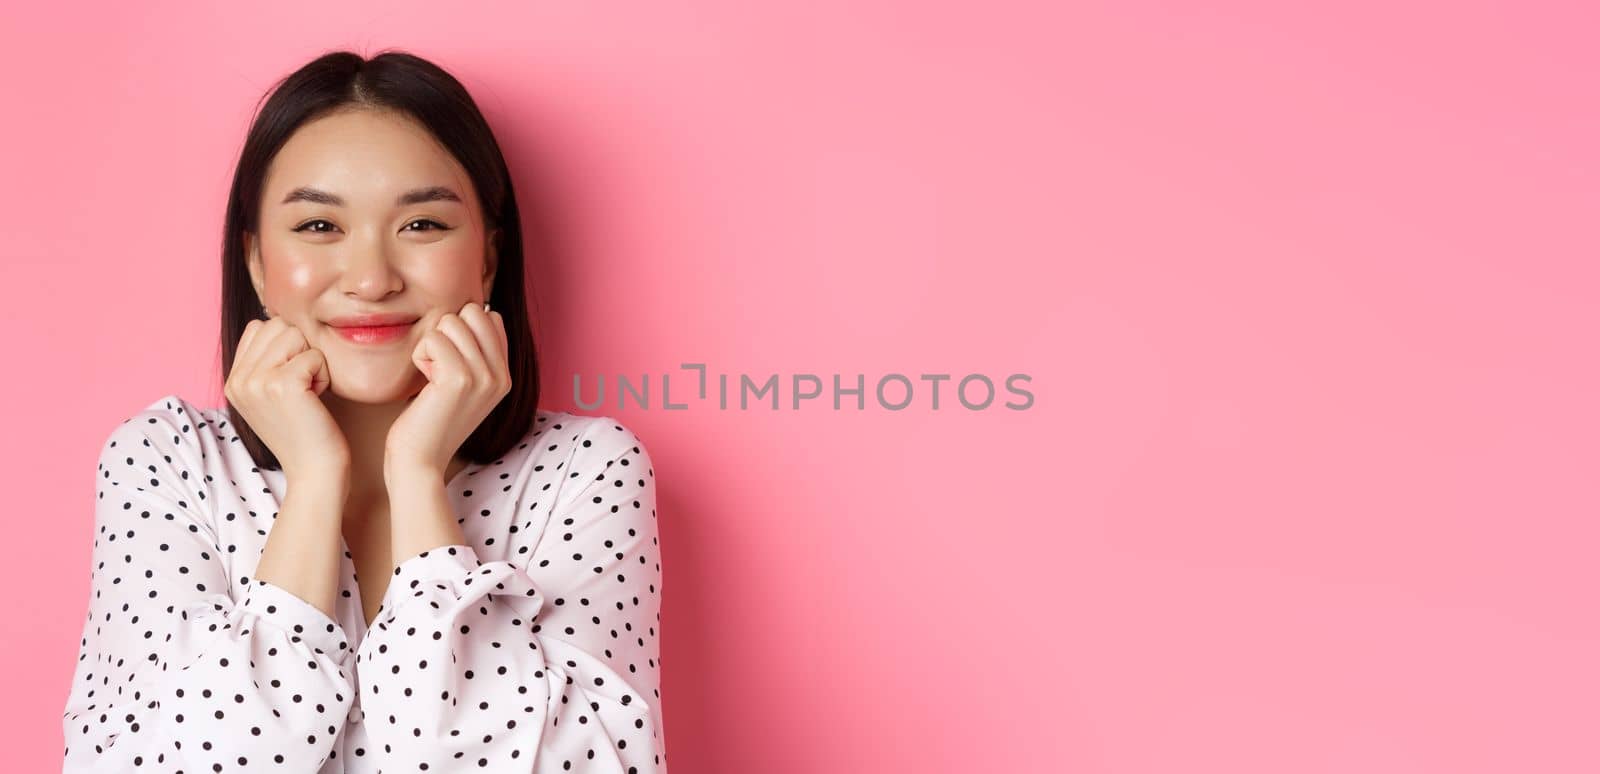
(279, 185, 464, 208)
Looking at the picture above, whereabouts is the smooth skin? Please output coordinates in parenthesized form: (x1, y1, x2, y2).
(226, 107, 512, 626)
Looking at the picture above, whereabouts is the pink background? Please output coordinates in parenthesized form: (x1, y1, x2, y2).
(4, 1, 1597, 771)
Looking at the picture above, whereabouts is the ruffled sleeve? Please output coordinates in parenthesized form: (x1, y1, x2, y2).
(356, 418, 667, 772)
(60, 402, 357, 772)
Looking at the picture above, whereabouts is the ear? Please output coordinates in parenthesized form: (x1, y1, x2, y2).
(243, 232, 268, 313)
(481, 227, 500, 300)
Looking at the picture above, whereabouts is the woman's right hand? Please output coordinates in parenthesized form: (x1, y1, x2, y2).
(225, 317, 350, 481)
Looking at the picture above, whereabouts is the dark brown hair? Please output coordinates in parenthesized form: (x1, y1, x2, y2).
(215, 49, 541, 470)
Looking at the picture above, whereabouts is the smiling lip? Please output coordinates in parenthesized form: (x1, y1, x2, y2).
(332, 323, 414, 345)
(326, 313, 420, 346)
(327, 313, 420, 327)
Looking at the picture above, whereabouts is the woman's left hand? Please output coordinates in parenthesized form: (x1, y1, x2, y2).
(384, 300, 510, 483)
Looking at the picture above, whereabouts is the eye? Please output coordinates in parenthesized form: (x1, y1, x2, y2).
(292, 219, 339, 234)
(404, 219, 450, 232)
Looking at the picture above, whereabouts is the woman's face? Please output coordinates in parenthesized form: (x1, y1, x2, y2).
(245, 107, 497, 405)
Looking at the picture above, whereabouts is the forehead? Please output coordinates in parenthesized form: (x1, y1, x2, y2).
(263, 108, 477, 209)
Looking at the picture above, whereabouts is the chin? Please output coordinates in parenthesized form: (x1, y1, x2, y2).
(324, 369, 424, 405)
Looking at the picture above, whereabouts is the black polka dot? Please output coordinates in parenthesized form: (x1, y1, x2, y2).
(63, 396, 667, 771)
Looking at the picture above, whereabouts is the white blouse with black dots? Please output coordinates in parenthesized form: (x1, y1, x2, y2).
(62, 394, 667, 773)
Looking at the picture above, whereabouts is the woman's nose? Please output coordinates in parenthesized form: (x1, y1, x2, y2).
(339, 239, 403, 299)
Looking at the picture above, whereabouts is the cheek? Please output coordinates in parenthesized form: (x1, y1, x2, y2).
(258, 246, 333, 307)
(284, 262, 321, 290)
(264, 257, 326, 294)
(411, 247, 487, 294)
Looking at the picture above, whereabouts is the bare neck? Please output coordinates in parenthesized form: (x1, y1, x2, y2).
(321, 392, 467, 507)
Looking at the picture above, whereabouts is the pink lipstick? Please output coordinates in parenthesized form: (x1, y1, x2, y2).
(326, 313, 420, 346)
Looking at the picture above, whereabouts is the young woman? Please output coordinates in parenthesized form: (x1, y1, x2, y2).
(61, 50, 667, 773)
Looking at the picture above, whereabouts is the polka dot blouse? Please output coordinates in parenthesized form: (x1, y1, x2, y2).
(62, 394, 667, 773)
